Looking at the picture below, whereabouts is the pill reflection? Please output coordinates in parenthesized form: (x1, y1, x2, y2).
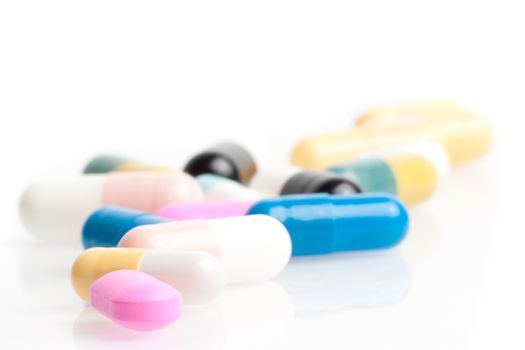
(276, 250, 411, 317)
(72, 281, 293, 350)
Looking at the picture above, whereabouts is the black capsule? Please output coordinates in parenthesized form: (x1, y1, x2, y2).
(184, 142, 257, 185)
(280, 170, 362, 195)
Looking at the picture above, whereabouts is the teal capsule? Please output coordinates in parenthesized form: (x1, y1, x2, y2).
(83, 155, 171, 174)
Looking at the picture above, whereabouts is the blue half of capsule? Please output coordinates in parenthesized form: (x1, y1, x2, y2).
(82, 206, 170, 249)
(246, 193, 409, 256)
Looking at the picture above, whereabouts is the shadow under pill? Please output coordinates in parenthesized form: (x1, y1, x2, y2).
(399, 206, 443, 263)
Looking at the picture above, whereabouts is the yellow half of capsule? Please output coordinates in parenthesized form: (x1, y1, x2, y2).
(383, 154, 439, 205)
(116, 161, 172, 172)
(71, 248, 145, 301)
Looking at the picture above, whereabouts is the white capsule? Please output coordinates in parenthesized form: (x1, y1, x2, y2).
(119, 215, 292, 284)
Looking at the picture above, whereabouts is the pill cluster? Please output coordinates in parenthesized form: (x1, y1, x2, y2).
(18, 100, 492, 332)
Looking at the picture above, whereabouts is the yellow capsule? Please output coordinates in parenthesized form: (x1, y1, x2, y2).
(291, 107, 492, 169)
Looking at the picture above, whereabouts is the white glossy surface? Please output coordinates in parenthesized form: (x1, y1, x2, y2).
(1, 1, 524, 348)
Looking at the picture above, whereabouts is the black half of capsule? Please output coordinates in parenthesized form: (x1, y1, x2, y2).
(183, 142, 257, 185)
(280, 170, 362, 195)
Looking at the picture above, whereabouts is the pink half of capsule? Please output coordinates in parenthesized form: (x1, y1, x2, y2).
(154, 200, 256, 220)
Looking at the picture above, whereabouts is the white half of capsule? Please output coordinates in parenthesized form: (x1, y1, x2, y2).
(207, 216, 291, 283)
(249, 165, 301, 197)
(357, 142, 451, 185)
(19, 175, 106, 241)
(138, 251, 225, 304)
(119, 215, 292, 284)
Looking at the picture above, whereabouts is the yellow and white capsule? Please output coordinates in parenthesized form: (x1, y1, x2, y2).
(71, 248, 224, 305)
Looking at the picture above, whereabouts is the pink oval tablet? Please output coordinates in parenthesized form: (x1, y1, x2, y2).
(90, 270, 182, 331)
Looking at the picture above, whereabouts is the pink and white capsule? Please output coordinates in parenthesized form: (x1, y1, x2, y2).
(19, 172, 204, 241)
(119, 215, 292, 284)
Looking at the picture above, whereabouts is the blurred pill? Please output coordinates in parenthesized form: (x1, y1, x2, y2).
(83, 155, 171, 174)
(328, 150, 442, 205)
(291, 107, 491, 169)
(19, 172, 204, 241)
(184, 142, 258, 184)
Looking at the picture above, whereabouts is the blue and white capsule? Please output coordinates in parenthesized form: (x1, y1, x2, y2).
(82, 194, 409, 256)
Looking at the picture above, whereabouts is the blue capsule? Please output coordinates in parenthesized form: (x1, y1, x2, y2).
(246, 193, 409, 256)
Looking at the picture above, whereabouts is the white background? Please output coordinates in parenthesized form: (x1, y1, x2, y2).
(0, 1, 524, 349)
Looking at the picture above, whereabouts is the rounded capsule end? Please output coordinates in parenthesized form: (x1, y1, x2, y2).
(71, 248, 144, 301)
(184, 142, 257, 184)
(290, 138, 324, 169)
(82, 206, 169, 249)
(384, 155, 439, 205)
(18, 182, 40, 237)
(379, 195, 410, 249)
(139, 251, 225, 305)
